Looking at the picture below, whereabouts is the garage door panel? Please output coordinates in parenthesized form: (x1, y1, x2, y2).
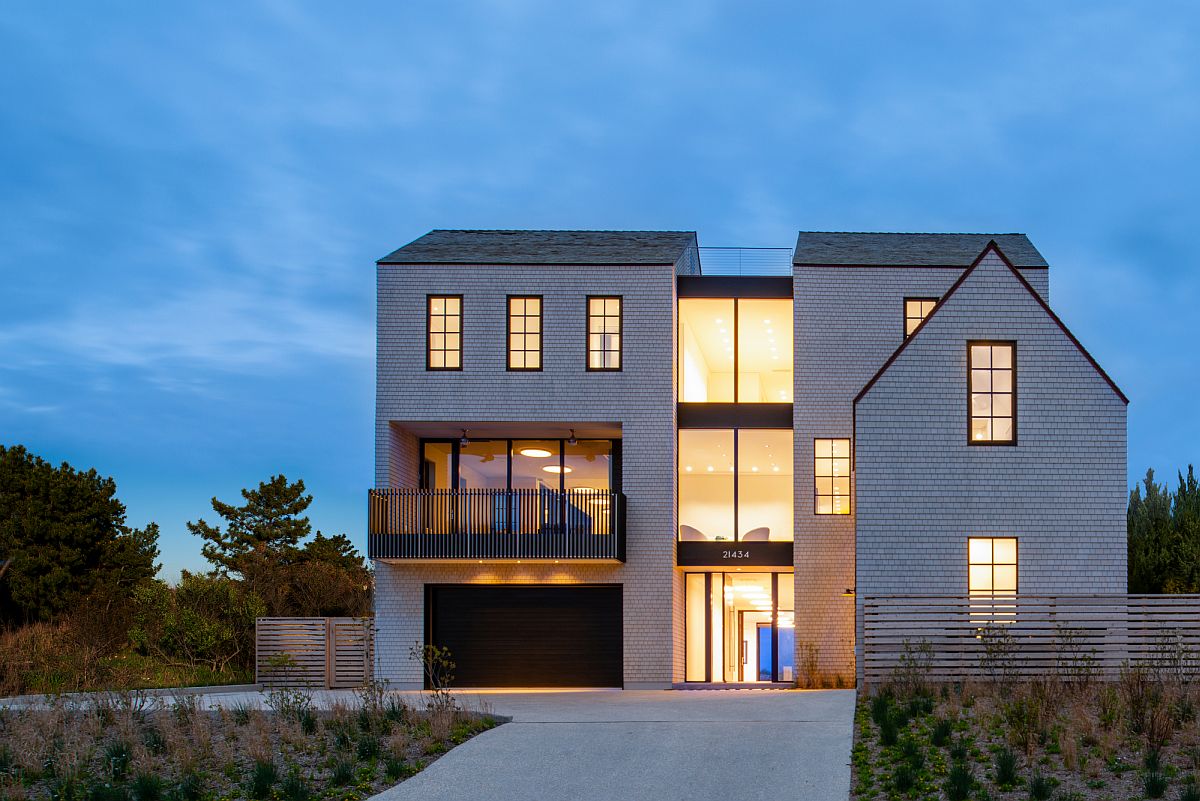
(428, 585, 622, 688)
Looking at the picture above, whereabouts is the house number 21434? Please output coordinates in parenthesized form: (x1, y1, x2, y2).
(722, 550, 751, 559)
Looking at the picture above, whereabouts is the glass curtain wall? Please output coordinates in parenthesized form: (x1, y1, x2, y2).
(679, 298, 793, 403)
(678, 429, 793, 542)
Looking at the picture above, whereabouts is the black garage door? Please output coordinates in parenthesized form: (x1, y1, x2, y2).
(427, 584, 622, 688)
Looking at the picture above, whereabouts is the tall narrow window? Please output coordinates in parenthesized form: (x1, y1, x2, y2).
(968, 537, 1017, 597)
(507, 296, 542, 370)
(427, 295, 462, 370)
(587, 296, 622, 370)
(969, 342, 1015, 444)
(814, 438, 850, 515)
(904, 298, 938, 337)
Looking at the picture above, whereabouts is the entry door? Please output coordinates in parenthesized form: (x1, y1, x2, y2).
(427, 585, 622, 688)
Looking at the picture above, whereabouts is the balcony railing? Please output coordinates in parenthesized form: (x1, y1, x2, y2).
(368, 488, 626, 561)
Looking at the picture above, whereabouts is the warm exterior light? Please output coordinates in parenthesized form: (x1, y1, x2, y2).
(519, 447, 553, 458)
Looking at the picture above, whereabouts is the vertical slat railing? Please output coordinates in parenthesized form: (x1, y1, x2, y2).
(367, 488, 624, 561)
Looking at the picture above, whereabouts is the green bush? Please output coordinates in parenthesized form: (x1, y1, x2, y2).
(995, 747, 1019, 788)
(328, 758, 355, 787)
(1027, 769, 1054, 800)
(1144, 771, 1169, 799)
(945, 760, 973, 801)
(280, 770, 311, 801)
(931, 717, 953, 747)
(246, 761, 278, 800)
(131, 774, 163, 801)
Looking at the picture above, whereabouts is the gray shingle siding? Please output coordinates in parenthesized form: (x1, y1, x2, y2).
(853, 251, 1127, 677)
(374, 260, 680, 688)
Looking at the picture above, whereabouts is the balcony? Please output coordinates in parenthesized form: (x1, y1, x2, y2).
(696, 247, 794, 276)
(368, 488, 626, 562)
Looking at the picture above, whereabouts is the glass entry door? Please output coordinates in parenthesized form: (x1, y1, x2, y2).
(684, 572, 795, 683)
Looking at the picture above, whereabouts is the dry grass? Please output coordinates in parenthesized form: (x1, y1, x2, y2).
(0, 690, 501, 801)
(852, 671, 1200, 801)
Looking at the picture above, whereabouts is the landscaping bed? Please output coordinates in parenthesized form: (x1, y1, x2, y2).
(853, 666, 1200, 801)
(0, 686, 500, 801)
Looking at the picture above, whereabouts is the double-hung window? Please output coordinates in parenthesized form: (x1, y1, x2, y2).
(587, 296, 622, 370)
(507, 296, 542, 370)
(969, 342, 1016, 444)
(427, 295, 462, 370)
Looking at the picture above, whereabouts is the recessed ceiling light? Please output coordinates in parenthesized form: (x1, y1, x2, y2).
(685, 465, 693, 472)
(519, 447, 553, 458)
(543, 465, 573, 473)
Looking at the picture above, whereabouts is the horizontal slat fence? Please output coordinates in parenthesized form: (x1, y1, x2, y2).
(256, 617, 374, 688)
(862, 595, 1200, 684)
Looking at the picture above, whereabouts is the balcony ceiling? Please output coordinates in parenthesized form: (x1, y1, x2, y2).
(390, 421, 622, 439)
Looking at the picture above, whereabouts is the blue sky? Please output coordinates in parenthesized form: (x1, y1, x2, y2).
(2, 2, 1198, 579)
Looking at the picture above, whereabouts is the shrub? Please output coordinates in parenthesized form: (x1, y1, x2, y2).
(88, 784, 130, 801)
(931, 717, 954, 747)
(247, 761, 278, 800)
(103, 742, 131, 781)
(280, 770, 311, 801)
(131, 774, 163, 801)
(879, 714, 899, 747)
(329, 758, 355, 787)
(945, 760, 973, 801)
(949, 738, 968, 764)
(892, 763, 916, 793)
(869, 693, 892, 728)
(995, 747, 1019, 788)
(384, 757, 416, 781)
(1145, 771, 1169, 798)
(1027, 769, 1054, 800)
(356, 734, 381, 760)
(1181, 782, 1200, 801)
(899, 736, 924, 772)
(170, 772, 203, 801)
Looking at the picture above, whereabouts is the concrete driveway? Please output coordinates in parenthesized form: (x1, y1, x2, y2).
(375, 689, 855, 801)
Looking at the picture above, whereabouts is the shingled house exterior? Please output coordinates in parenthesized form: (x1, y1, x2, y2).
(370, 230, 1127, 688)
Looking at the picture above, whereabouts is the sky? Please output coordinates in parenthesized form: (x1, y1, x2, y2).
(2, 2, 1198, 580)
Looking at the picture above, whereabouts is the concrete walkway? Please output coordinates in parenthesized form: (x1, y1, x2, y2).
(374, 689, 855, 801)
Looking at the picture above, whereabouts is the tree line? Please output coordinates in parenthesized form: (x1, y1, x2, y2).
(1128, 465, 1200, 593)
(0, 444, 371, 694)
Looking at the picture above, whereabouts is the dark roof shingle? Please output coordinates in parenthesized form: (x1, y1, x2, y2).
(793, 232, 1048, 268)
(379, 229, 698, 265)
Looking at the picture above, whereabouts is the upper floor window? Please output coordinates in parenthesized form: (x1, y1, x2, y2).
(507, 296, 542, 371)
(904, 297, 938, 337)
(814, 438, 850, 515)
(678, 298, 793, 403)
(969, 342, 1015, 444)
(427, 295, 462, 370)
(587, 296, 622, 370)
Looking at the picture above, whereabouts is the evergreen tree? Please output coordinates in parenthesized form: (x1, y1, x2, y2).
(0, 444, 160, 623)
(188, 475, 312, 577)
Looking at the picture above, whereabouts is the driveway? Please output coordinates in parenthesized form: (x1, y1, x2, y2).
(374, 689, 855, 801)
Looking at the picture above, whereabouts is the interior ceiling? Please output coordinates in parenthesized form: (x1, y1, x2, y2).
(679, 299, 792, 374)
(679, 431, 793, 475)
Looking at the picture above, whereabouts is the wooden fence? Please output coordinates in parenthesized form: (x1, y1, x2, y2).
(255, 617, 374, 689)
(861, 594, 1200, 684)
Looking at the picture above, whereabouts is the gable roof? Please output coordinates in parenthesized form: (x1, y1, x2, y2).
(793, 232, 1048, 268)
(378, 229, 698, 266)
(854, 241, 1128, 405)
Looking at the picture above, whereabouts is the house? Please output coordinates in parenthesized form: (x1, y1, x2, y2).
(370, 230, 1127, 688)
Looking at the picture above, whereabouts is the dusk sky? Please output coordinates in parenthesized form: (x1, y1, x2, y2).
(3, 3, 1198, 579)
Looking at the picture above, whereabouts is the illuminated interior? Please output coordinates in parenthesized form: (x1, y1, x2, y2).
(685, 572, 795, 683)
(678, 298, 793, 403)
(587, 297, 621, 370)
(678, 429, 793, 542)
(969, 343, 1015, 443)
(814, 438, 851, 515)
(427, 296, 461, 369)
(904, 298, 938, 337)
(508, 297, 542, 370)
(420, 439, 612, 493)
(968, 537, 1017, 597)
